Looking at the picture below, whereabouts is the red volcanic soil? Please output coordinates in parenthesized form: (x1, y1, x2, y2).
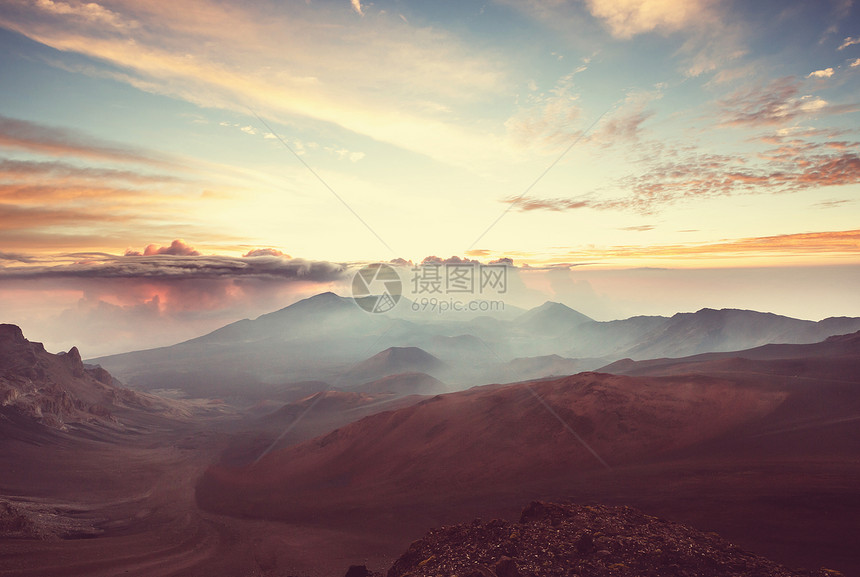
(349, 371, 447, 397)
(199, 372, 787, 517)
(0, 401, 408, 577)
(218, 389, 433, 467)
(198, 353, 860, 575)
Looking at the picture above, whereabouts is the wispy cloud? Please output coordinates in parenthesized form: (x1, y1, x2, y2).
(838, 36, 860, 50)
(556, 230, 860, 260)
(505, 69, 585, 151)
(493, 0, 741, 78)
(807, 67, 835, 78)
(0, 202, 128, 230)
(717, 77, 833, 127)
(505, 131, 860, 214)
(586, 88, 661, 147)
(0, 115, 255, 254)
(814, 199, 852, 209)
(0, 114, 169, 165)
(507, 196, 592, 211)
(0, 0, 509, 169)
(583, 0, 714, 39)
(32, 0, 137, 29)
(0, 158, 182, 186)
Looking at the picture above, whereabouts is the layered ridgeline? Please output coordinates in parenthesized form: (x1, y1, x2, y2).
(198, 331, 860, 574)
(91, 292, 860, 400)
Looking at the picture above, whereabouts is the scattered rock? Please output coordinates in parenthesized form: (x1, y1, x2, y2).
(494, 556, 521, 577)
(384, 502, 838, 577)
(344, 565, 382, 577)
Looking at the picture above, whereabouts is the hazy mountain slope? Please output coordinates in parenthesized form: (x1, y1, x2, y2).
(348, 372, 447, 396)
(198, 332, 860, 573)
(600, 330, 860, 378)
(89, 292, 860, 400)
(197, 371, 788, 519)
(515, 301, 594, 335)
(347, 347, 446, 382)
(562, 315, 668, 358)
(617, 308, 860, 360)
(90, 292, 398, 392)
(499, 354, 605, 382)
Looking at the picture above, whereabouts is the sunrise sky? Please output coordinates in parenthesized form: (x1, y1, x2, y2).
(1, 0, 859, 355)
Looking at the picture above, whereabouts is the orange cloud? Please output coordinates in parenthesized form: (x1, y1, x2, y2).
(0, 158, 182, 187)
(505, 132, 860, 214)
(560, 230, 860, 260)
(0, 203, 127, 230)
(0, 114, 168, 165)
(0, 116, 245, 256)
(141, 239, 201, 257)
(717, 77, 827, 128)
(0, 247, 350, 355)
(243, 248, 290, 258)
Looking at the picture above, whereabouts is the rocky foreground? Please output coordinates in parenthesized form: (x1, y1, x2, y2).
(348, 502, 842, 577)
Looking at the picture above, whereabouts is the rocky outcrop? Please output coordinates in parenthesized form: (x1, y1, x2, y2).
(0, 323, 147, 430)
(383, 502, 841, 577)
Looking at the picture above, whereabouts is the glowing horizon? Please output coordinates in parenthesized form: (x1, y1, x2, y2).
(1, 0, 859, 354)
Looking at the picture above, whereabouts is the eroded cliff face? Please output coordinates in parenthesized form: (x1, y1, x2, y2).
(0, 324, 147, 430)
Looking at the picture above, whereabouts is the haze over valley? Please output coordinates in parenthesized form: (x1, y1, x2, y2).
(2, 0, 860, 574)
(3, 293, 860, 575)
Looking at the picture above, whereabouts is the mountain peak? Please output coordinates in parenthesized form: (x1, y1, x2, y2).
(0, 326, 140, 430)
(256, 291, 352, 322)
(308, 291, 342, 301)
(65, 346, 82, 363)
(0, 323, 27, 346)
(286, 291, 351, 309)
(349, 346, 445, 382)
(517, 301, 594, 333)
(370, 346, 442, 366)
(59, 346, 85, 377)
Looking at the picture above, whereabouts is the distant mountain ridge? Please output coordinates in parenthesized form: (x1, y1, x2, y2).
(88, 293, 860, 399)
(619, 307, 854, 360)
(599, 329, 860, 378)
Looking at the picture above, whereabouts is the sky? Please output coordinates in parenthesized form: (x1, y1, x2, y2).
(1, 0, 859, 356)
